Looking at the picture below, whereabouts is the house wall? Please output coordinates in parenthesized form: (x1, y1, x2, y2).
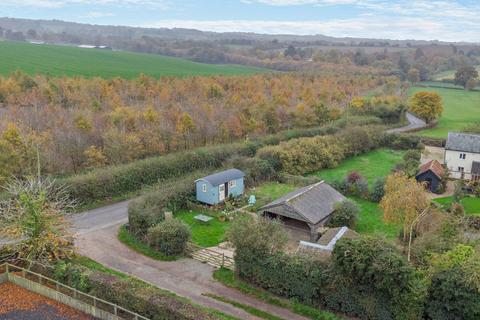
(445, 149, 480, 179)
(227, 178, 244, 198)
(195, 180, 217, 205)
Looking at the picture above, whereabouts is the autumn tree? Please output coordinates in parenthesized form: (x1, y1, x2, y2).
(177, 112, 196, 149)
(380, 173, 430, 242)
(454, 66, 479, 89)
(407, 68, 420, 85)
(0, 178, 75, 265)
(409, 91, 443, 123)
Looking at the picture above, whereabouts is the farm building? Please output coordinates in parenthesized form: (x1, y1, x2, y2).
(195, 169, 245, 205)
(444, 132, 480, 181)
(416, 159, 445, 193)
(259, 181, 346, 241)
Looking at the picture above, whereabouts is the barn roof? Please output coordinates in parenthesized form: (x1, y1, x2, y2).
(417, 159, 445, 179)
(445, 132, 480, 153)
(259, 181, 346, 225)
(196, 168, 245, 186)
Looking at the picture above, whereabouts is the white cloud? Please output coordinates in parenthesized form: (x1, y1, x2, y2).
(80, 11, 114, 18)
(144, 16, 479, 42)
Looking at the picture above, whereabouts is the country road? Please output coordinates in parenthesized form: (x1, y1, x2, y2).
(386, 112, 427, 133)
(71, 202, 308, 320)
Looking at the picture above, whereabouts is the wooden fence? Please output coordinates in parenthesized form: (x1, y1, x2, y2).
(187, 243, 235, 270)
(0, 262, 149, 320)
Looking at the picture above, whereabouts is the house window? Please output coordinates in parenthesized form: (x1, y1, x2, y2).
(458, 166, 465, 172)
(459, 153, 466, 159)
(228, 180, 236, 188)
(202, 184, 207, 192)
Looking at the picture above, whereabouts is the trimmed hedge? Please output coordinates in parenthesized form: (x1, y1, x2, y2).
(128, 175, 196, 237)
(61, 143, 246, 204)
(148, 219, 191, 256)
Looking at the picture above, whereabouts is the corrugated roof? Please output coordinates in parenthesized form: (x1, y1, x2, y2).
(417, 159, 445, 179)
(196, 168, 245, 186)
(259, 181, 346, 225)
(445, 132, 480, 153)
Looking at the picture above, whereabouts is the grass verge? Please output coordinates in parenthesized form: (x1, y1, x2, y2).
(204, 293, 283, 320)
(74, 256, 238, 320)
(175, 210, 231, 247)
(117, 225, 178, 261)
(213, 268, 343, 320)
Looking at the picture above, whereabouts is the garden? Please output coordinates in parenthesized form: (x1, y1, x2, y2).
(434, 195, 480, 216)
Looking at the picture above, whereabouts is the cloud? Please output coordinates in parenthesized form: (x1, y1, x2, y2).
(80, 11, 114, 18)
(144, 16, 479, 42)
(0, 0, 169, 9)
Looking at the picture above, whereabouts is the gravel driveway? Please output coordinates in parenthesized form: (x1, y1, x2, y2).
(72, 203, 308, 320)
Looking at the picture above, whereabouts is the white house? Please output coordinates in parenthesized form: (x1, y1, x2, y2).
(444, 132, 480, 181)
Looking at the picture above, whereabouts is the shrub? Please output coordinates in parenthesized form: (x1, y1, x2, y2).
(425, 268, 480, 320)
(128, 177, 195, 237)
(332, 237, 418, 318)
(148, 219, 191, 256)
(344, 172, 369, 198)
(328, 200, 359, 228)
(370, 177, 385, 202)
(383, 133, 421, 150)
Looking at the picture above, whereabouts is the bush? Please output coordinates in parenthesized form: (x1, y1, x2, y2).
(370, 178, 385, 202)
(148, 219, 191, 256)
(344, 172, 369, 198)
(128, 177, 195, 237)
(328, 200, 359, 228)
(425, 268, 480, 320)
(383, 133, 421, 150)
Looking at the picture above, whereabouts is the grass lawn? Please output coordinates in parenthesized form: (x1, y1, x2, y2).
(350, 197, 401, 239)
(311, 149, 405, 183)
(0, 41, 267, 79)
(175, 210, 231, 247)
(433, 196, 480, 216)
(409, 86, 480, 138)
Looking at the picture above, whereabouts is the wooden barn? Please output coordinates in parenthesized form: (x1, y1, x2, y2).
(416, 160, 445, 193)
(259, 181, 346, 241)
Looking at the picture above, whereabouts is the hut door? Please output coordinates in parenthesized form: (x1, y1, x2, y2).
(219, 184, 225, 202)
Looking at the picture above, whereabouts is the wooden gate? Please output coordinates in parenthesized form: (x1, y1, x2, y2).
(187, 243, 235, 270)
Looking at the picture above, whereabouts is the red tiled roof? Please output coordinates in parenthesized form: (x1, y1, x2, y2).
(417, 160, 444, 179)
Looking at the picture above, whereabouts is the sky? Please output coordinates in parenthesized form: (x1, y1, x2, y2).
(0, 0, 479, 42)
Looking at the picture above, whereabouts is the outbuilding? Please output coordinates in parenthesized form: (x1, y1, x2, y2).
(259, 181, 346, 241)
(416, 159, 445, 193)
(195, 169, 245, 205)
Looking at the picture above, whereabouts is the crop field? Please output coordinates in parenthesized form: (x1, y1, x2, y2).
(0, 41, 267, 78)
(311, 149, 405, 183)
(409, 86, 480, 138)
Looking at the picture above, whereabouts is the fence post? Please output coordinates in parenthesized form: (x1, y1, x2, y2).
(222, 253, 225, 268)
(6, 264, 9, 274)
(114, 305, 117, 316)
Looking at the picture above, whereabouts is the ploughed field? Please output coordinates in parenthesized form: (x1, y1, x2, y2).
(0, 40, 267, 78)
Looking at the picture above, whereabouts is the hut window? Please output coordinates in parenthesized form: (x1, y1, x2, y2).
(229, 180, 236, 188)
(459, 153, 466, 159)
(202, 184, 207, 192)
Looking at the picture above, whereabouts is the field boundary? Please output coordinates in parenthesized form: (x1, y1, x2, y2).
(0, 263, 148, 320)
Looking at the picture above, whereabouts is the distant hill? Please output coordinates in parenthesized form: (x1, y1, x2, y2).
(0, 41, 267, 78)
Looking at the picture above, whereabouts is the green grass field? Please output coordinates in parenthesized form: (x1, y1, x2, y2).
(311, 149, 405, 183)
(433, 196, 480, 216)
(175, 210, 231, 247)
(0, 41, 267, 78)
(432, 66, 480, 81)
(409, 86, 480, 138)
(350, 197, 401, 239)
